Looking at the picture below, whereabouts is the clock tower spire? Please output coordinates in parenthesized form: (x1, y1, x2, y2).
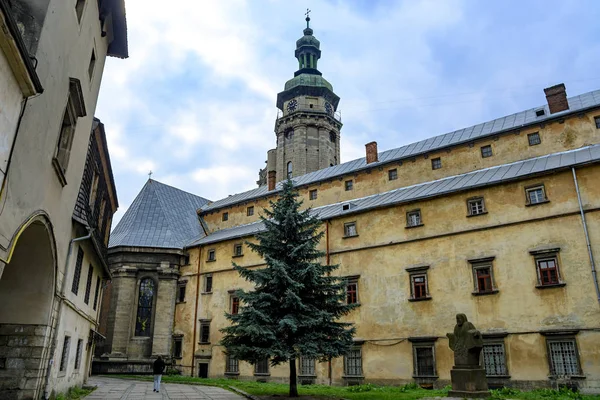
(259, 14, 343, 189)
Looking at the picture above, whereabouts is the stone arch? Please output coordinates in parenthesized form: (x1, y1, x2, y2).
(0, 212, 57, 399)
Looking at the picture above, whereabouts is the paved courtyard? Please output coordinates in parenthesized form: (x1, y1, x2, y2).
(85, 377, 246, 400)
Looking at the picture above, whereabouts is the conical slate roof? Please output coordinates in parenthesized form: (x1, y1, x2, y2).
(109, 179, 210, 249)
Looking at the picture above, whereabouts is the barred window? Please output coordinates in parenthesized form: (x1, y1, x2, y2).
(74, 339, 83, 370)
(548, 340, 580, 377)
(483, 343, 507, 376)
(414, 345, 435, 377)
(226, 354, 239, 374)
(71, 247, 84, 295)
(84, 264, 93, 304)
(255, 358, 269, 375)
(300, 357, 315, 376)
(528, 132, 541, 146)
(344, 348, 362, 376)
(135, 278, 155, 337)
(467, 197, 486, 216)
(60, 336, 71, 372)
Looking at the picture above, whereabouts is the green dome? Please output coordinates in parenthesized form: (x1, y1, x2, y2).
(284, 73, 333, 91)
(296, 28, 320, 49)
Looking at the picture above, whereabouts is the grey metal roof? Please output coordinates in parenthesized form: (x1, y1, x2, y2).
(189, 144, 600, 246)
(109, 179, 211, 249)
(201, 89, 600, 213)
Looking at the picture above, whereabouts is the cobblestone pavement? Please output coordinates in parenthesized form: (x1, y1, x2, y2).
(85, 377, 246, 400)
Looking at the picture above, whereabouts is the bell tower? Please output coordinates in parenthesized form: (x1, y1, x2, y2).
(260, 13, 342, 189)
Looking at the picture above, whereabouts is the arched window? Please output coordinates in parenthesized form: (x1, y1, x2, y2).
(135, 278, 155, 336)
(287, 162, 293, 179)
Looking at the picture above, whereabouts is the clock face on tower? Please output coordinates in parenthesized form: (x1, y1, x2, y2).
(325, 102, 333, 115)
(287, 99, 298, 113)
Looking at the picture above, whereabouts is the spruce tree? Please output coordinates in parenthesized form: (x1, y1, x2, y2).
(221, 178, 358, 397)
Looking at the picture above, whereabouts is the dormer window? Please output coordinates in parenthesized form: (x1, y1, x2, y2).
(535, 109, 545, 117)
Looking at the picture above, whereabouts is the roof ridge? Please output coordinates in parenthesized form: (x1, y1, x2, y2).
(149, 178, 211, 203)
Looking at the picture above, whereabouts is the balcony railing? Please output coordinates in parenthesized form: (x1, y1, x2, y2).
(276, 102, 342, 123)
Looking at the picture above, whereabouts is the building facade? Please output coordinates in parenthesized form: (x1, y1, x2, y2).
(0, 1, 127, 398)
(99, 20, 600, 393)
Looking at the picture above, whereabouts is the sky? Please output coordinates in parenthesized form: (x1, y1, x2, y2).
(96, 0, 600, 226)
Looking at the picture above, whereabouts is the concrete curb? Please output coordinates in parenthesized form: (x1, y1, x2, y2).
(228, 386, 260, 400)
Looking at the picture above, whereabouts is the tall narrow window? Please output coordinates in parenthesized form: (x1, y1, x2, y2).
(469, 258, 498, 295)
(71, 247, 84, 295)
(60, 336, 71, 372)
(226, 354, 239, 374)
(230, 295, 240, 315)
(344, 347, 363, 376)
(173, 336, 183, 358)
(247, 206, 254, 216)
(199, 320, 210, 344)
(84, 264, 93, 304)
(74, 339, 83, 370)
(287, 162, 293, 179)
(345, 180, 353, 191)
(135, 278, 155, 337)
(483, 342, 508, 376)
(204, 274, 213, 293)
(300, 357, 316, 376)
(254, 358, 270, 375)
(92, 276, 101, 310)
(412, 342, 436, 377)
(207, 249, 216, 262)
(407, 266, 431, 301)
(329, 132, 336, 143)
(547, 338, 581, 377)
(346, 276, 359, 304)
(233, 243, 243, 257)
(88, 49, 96, 80)
(309, 189, 318, 200)
(222, 212, 228, 222)
(595, 116, 600, 129)
(177, 281, 187, 303)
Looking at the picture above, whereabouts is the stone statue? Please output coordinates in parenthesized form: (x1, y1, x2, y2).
(446, 313, 483, 367)
(446, 314, 490, 398)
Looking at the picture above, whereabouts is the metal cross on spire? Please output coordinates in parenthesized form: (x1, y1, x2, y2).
(148, 170, 153, 180)
(305, 8, 311, 28)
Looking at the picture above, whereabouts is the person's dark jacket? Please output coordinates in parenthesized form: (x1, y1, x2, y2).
(153, 358, 165, 374)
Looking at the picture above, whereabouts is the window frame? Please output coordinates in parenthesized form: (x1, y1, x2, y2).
(233, 243, 244, 258)
(134, 278, 156, 337)
(345, 276, 359, 305)
(388, 168, 398, 181)
(530, 248, 565, 288)
(405, 209, 423, 228)
(230, 294, 240, 315)
(287, 161, 293, 179)
(482, 333, 509, 378)
(480, 145, 493, 158)
(222, 212, 229, 222)
(88, 48, 96, 81)
(203, 274, 213, 293)
(528, 132, 541, 146)
(84, 264, 93, 304)
(409, 337, 438, 378)
(595, 116, 600, 129)
(74, 338, 83, 370)
(345, 180, 353, 191)
(431, 157, 442, 170)
(343, 222, 358, 238)
(177, 281, 187, 303)
(469, 257, 498, 296)
(542, 331, 583, 378)
(199, 320, 211, 344)
(343, 346, 363, 378)
(71, 247, 84, 295)
(309, 189, 318, 200)
(299, 356, 316, 377)
(406, 266, 431, 302)
(207, 249, 216, 262)
(525, 184, 549, 206)
(59, 336, 71, 373)
(467, 196, 487, 217)
(225, 353, 240, 375)
(254, 358, 270, 376)
(173, 335, 183, 359)
(246, 206, 254, 216)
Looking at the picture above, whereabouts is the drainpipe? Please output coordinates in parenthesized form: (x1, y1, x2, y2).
(571, 168, 600, 305)
(43, 229, 93, 399)
(190, 247, 202, 378)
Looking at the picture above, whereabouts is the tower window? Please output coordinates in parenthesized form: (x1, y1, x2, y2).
(285, 129, 294, 142)
(330, 132, 336, 143)
(287, 162, 293, 179)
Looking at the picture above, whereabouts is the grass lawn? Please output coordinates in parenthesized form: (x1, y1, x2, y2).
(55, 386, 95, 400)
(104, 375, 600, 400)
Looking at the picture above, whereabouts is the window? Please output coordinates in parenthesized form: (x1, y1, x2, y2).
(135, 278, 155, 337)
(287, 162, 293, 179)
(226, 354, 239, 374)
(536, 256, 561, 286)
(71, 247, 84, 295)
(330, 132, 336, 143)
(88, 49, 96, 80)
(344, 222, 357, 237)
(526, 184, 547, 205)
(173, 336, 183, 358)
(230, 295, 240, 315)
(407, 266, 430, 301)
(481, 145, 493, 158)
(255, 358, 269, 375)
(388, 169, 398, 181)
(233, 244, 243, 257)
(470, 258, 497, 295)
(92, 276, 101, 310)
(309, 189, 317, 200)
(83, 264, 93, 304)
(345, 180, 353, 191)
(199, 320, 210, 344)
(595, 116, 600, 129)
(177, 281, 187, 303)
(344, 347, 363, 377)
(300, 357, 315, 376)
(431, 157, 442, 170)
(207, 249, 216, 262)
(528, 132, 541, 146)
(285, 129, 294, 141)
(60, 336, 70, 372)
(547, 338, 581, 377)
(406, 209, 422, 228)
(346, 276, 359, 304)
(411, 341, 436, 377)
(74, 339, 83, 370)
(53, 78, 86, 184)
(535, 109, 545, 117)
(483, 342, 508, 376)
(204, 275, 213, 293)
(75, 0, 85, 22)
(467, 197, 486, 216)
(247, 206, 254, 216)
(222, 212, 228, 222)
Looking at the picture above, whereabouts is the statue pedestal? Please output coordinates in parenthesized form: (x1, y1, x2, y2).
(448, 367, 490, 398)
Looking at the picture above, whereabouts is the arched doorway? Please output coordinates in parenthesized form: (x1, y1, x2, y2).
(0, 219, 56, 399)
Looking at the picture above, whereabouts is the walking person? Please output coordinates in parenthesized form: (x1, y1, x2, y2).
(153, 355, 165, 393)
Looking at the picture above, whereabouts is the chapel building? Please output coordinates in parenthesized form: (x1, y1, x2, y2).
(97, 18, 600, 391)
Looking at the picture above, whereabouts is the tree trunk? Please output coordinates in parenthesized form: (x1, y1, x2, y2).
(289, 358, 298, 397)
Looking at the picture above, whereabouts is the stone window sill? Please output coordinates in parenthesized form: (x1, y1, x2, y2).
(232, 254, 244, 258)
(526, 200, 550, 207)
(487, 375, 511, 379)
(176, 300, 186, 304)
(206, 259, 216, 263)
(343, 234, 359, 239)
(467, 211, 488, 218)
(408, 296, 432, 302)
(342, 375, 364, 379)
(472, 289, 499, 296)
(405, 224, 424, 229)
(198, 342, 211, 345)
(254, 373, 271, 376)
(225, 372, 240, 376)
(412, 375, 438, 379)
(298, 374, 317, 378)
(52, 158, 68, 186)
(536, 282, 566, 289)
(549, 375, 585, 380)
(201, 292, 213, 295)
